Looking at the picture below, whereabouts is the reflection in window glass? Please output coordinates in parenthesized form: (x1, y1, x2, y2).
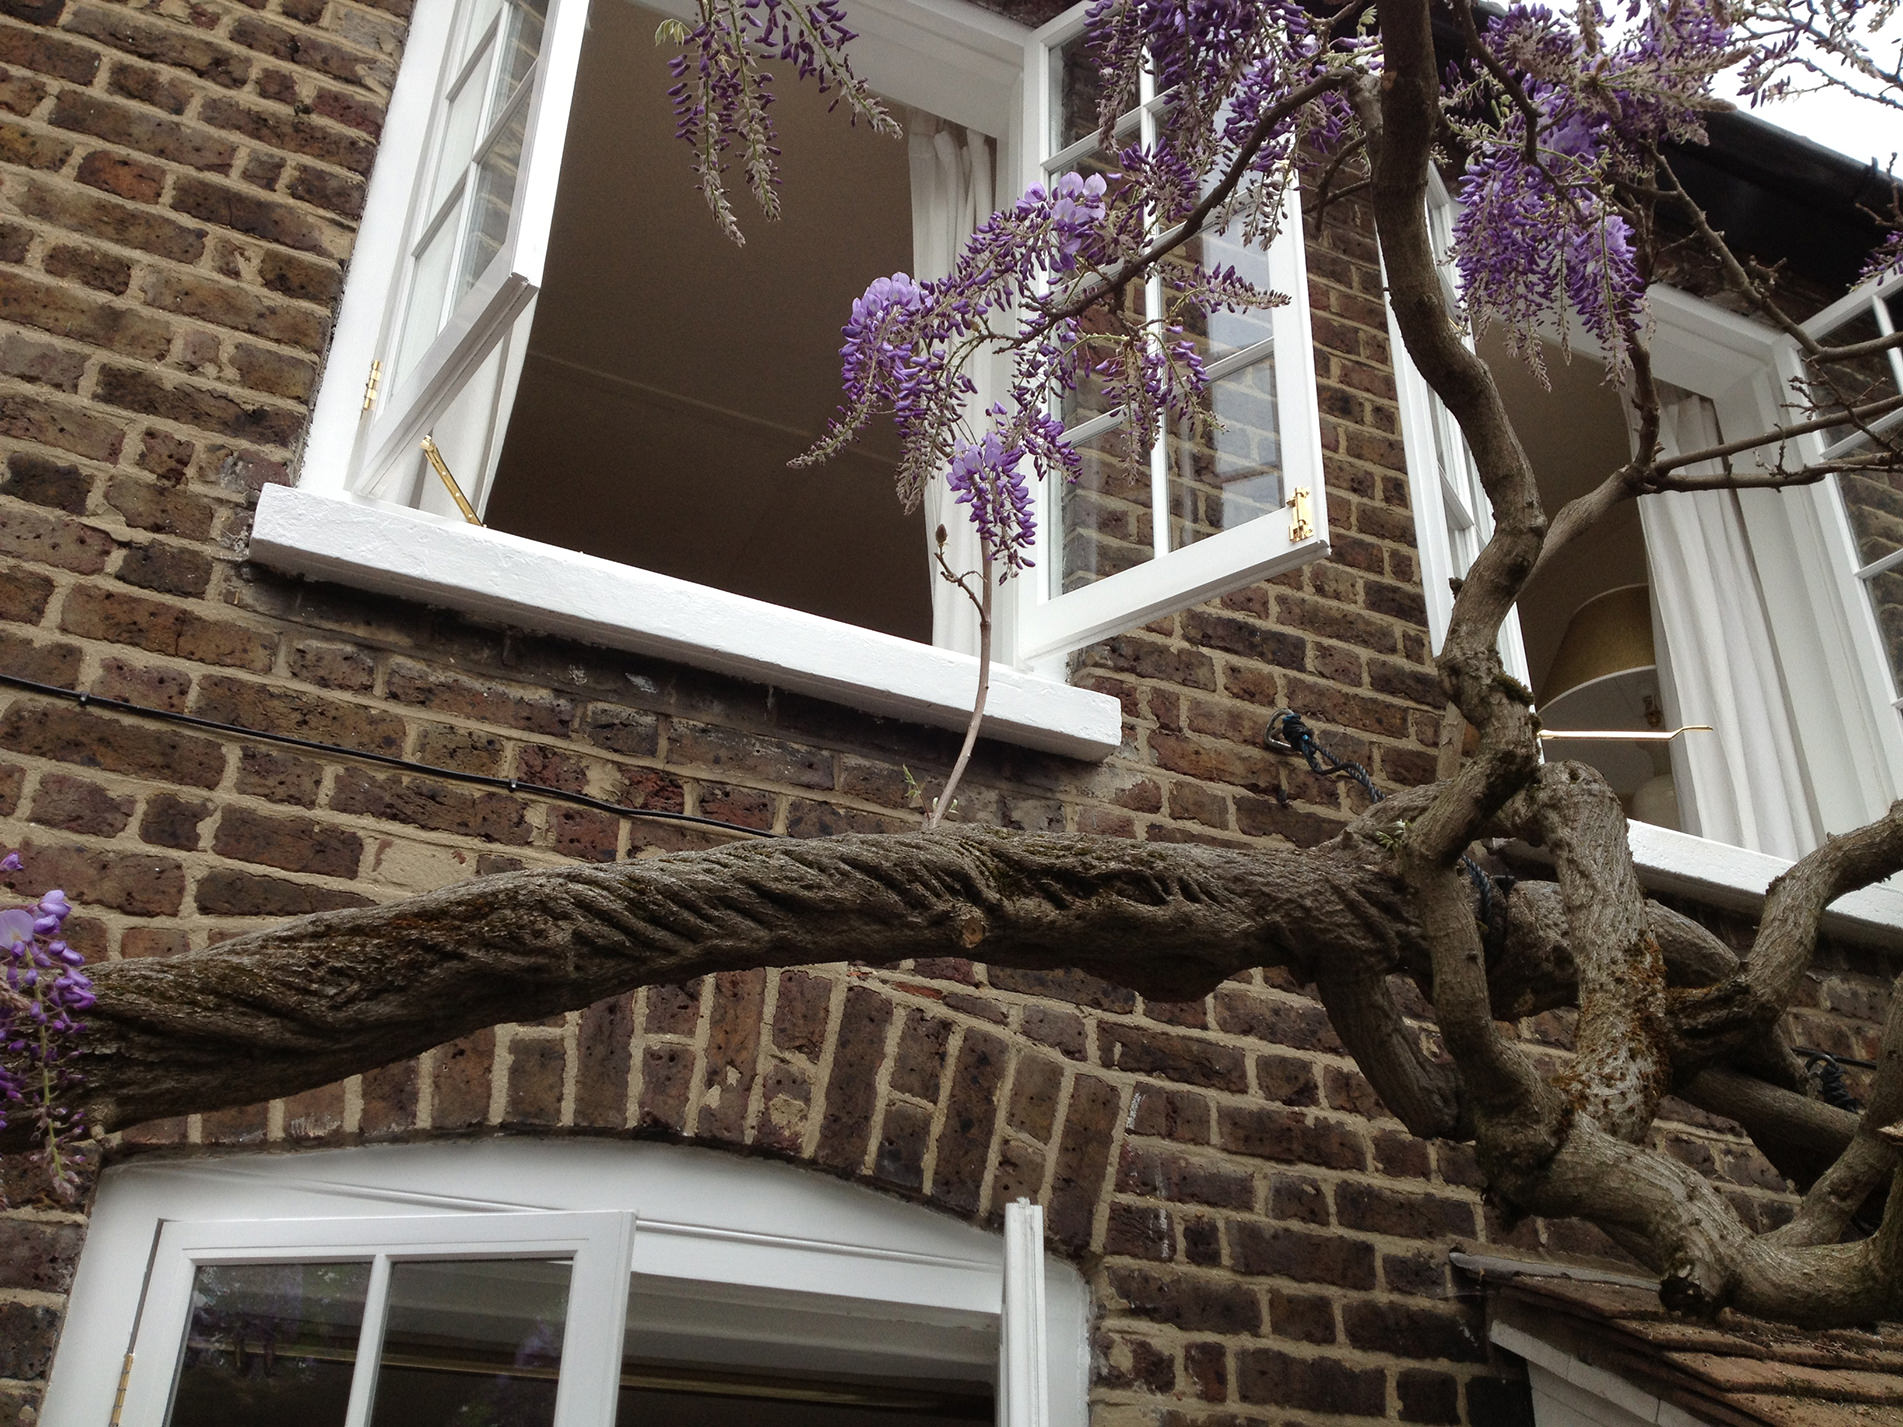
(168, 1261, 371, 1427)
(369, 1258, 570, 1427)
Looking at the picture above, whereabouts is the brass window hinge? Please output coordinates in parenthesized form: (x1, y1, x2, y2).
(1286, 485, 1313, 541)
(362, 359, 383, 413)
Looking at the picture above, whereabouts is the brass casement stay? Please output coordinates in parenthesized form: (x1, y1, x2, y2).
(419, 435, 484, 526)
(109, 1352, 133, 1427)
(362, 358, 383, 413)
(1286, 485, 1313, 542)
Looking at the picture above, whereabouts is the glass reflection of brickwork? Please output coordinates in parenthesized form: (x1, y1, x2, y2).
(1811, 278, 1903, 691)
(1043, 37, 1287, 601)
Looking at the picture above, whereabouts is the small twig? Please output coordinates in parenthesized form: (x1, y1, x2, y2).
(928, 543, 993, 829)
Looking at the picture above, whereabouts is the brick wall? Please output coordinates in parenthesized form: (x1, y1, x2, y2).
(0, 0, 1886, 1423)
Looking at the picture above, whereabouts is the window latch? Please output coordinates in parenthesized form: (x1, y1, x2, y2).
(1286, 485, 1313, 541)
(420, 435, 484, 526)
(362, 359, 383, 413)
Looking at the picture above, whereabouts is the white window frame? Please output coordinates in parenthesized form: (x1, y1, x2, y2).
(1388, 171, 1530, 680)
(1009, 3, 1330, 672)
(40, 1141, 1089, 1427)
(263, 0, 1124, 760)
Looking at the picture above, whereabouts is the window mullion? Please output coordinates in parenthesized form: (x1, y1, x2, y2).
(1137, 71, 1171, 559)
(340, 1253, 395, 1427)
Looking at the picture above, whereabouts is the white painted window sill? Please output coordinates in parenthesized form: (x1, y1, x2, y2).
(250, 486, 1124, 760)
(1627, 821, 1903, 944)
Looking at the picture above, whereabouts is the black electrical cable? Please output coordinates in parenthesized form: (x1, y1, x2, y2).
(0, 670, 777, 841)
(1266, 709, 1514, 945)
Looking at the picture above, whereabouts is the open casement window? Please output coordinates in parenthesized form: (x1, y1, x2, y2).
(1009, 4, 1329, 669)
(1388, 171, 1529, 681)
(41, 1143, 1088, 1427)
(352, 0, 587, 517)
(1801, 271, 1903, 705)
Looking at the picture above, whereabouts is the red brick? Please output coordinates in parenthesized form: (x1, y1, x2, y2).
(0, 565, 53, 624)
(889, 1010, 952, 1100)
(329, 767, 530, 844)
(0, 61, 46, 113)
(385, 658, 573, 736)
(75, 149, 162, 203)
(359, 1056, 419, 1136)
(0, 116, 71, 168)
(1231, 1223, 1376, 1288)
(0, 390, 129, 463)
(42, 240, 132, 294)
(814, 984, 893, 1173)
(873, 1097, 933, 1191)
(1102, 1023, 1248, 1092)
(990, 964, 1136, 1012)
(431, 1028, 495, 1131)
(142, 267, 327, 349)
(668, 720, 832, 788)
(932, 1027, 1007, 1213)
(195, 674, 405, 754)
(139, 790, 212, 849)
(0, 701, 224, 785)
(0, 20, 101, 84)
(695, 968, 766, 1140)
(117, 541, 213, 597)
(232, 745, 322, 806)
(170, 173, 339, 255)
(1342, 1300, 1484, 1362)
(194, 867, 373, 916)
(227, 14, 392, 88)
(1007, 1052, 1064, 1140)
(212, 804, 361, 877)
(572, 993, 633, 1130)
(0, 501, 113, 577)
(62, 2, 251, 85)
(0, 1218, 83, 1294)
(1108, 1265, 1261, 1333)
(105, 57, 195, 114)
(93, 364, 306, 447)
(1333, 1181, 1476, 1240)
(2, 451, 89, 513)
(772, 969, 832, 1058)
(1269, 1289, 1337, 1343)
(50, 90, 234, 171)
(60, 585, 276, 670)
(1117, 1145, 1254, 1209)
(1047, 1074, 1122, 1249)
(503, 1035, 565, 1126)
(16, 838, 183, 914)
(28, 770, 132, 835)
(637, 1041, 693, 1131)
(19, 177, 207, 264)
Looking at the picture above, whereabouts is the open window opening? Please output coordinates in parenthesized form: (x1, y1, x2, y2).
(351, 0, 995, 648)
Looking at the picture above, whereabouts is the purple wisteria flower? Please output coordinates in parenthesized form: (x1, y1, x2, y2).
(1, 851, 92, 1202)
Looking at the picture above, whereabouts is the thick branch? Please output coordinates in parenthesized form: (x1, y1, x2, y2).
(19, 830, 1415, 1150)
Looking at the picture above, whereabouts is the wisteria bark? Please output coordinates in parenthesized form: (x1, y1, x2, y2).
(7, 0, 1903, 1335)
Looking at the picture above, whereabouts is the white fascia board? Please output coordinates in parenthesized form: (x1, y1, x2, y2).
(250, 486, 1123, 759)
(1492, 1319, 1707, 1427)
(1627, 821, 1903, 946)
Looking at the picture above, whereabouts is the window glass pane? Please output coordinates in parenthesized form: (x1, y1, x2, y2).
(460, 91, 529, 298)
(1859, 564, 1903, 693)
(395, 207, 459, 386)
(460, 0, 505, 65)
(1167, 221, 1279, 366)
(1055, 420, 1153, 594)
(367, 1258, 570, 1427)
(1167, 354, 1282, 548)
(1810, 303, 1900, 450)
(167, 1261, 371, 1427)
(430, 37, 492, 213)
(1052, 31, 1103, 150)
(492, 0, 547, 113)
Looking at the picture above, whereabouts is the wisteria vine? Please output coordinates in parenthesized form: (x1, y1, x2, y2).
(1, 851, 91, 1201)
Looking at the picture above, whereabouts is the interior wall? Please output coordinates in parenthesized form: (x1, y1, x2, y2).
(484, 0, 930, 642)
(1484, 334, 1648, 696)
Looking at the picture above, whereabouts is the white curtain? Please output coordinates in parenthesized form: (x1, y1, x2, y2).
(1641, 390, 1819, 857)
(908, 113, 995, 655)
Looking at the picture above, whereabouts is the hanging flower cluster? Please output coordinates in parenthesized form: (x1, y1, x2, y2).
(799, 171, 1113, 572)
(664, 0, 897, 242)
(1449, 1, 1738, 370)
(1, 851, 92, 1202)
